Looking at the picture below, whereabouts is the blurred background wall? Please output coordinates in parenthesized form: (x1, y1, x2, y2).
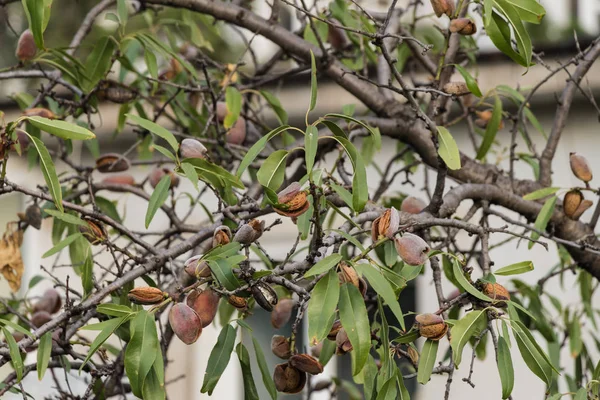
(1, 0, 599, 398)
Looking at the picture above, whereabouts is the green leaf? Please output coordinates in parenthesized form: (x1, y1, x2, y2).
(327, 134, 368, 211)
(569, 318, 582, 358)
(201, 324, 237, 395)
(324, 113, 381, 150)
(145, 175, 171, 228)
(305, 125, 319, 174)
(236, 343, 260, 400)
(450, 310, 488, 367)
(224, 87, 243, 129)
(22, 0, 45, 49)
(257, 150, 288, 191)
(309, 50, 317, 112)
(304, 254, 342, 278)
(252, 337, 277, 400)
(95, 197, 122, 223)
(417, 339, 439, 384)
(0, 319, 34, 338)
(182, 158, 244, 189)
(486, 12, 528, 67)
(529, 195, 556, 249)
(502, 0, 545, 23)
(124, 311, 159, 397)
(394, 328, 420, 344)
(236, 125, 290, 177)
(512, 323, 553, 384)
(97, 304, 133, 317)
(42, 232, 82, 258)
(522, 187, 560, 201)
(574, 388, 587, 400)
(497, 336, 514, 399)
(44, 209, 86, 227)
(2, 326, 23, 382)
(179, 161, 199, 190)
(152, 144, 176, 162)
(495, 261, 534, 276)
(27, 135, 63, 212)
(491, 1, 532, 67)
(26, 117, 96, 140)
(329, 182, 353, 209)
(453, 65, 482, 97)
(339, 283, 371, 375)
(376, 373, 398, 399)
(437, 127, 461, 170)
(117, 0, 128, 24)
(452, 259, 494, 302)
(355, 263, 405, 330)
(308, 269, 340, 344)
(81, 254, 94, 297)
(80, 316, 128, 369)
(476, 95, 503, 160)
(37, 332, 52, 380)
(207, 258, 243, 291)
(141, 365, 165, 400)
(83, 36, 116, 92)
(260, 91, 288, 124)
(126, 114, 179, 153)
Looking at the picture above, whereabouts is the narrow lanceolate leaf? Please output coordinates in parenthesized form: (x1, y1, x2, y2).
(124, 311, 159, 397)
(207, 258, 243, 291)
(145, 175, 171, 228)
(522, 187, 560, 201)
(450, 310, 488, 367)
(529, 196, 557, 249)
(437, 126, 461, 170)
(252, 337, 277, 400)
(355, 263, 405, 330)
(305, 125, 319, 174)
(256, 150, 288, 191)
(452, 259, 494, 302)
(2, 327, 23, 382)
(28, 134, 63, 212)
(83, 36, 116, 92)
(308, 269, 340, 344)
(324, 113, 381, 150)
(308, 50, 318, 112)
(304, 254, 342, 278)
(486, 12, 528, 67)
(511, 323, 553, 384)
(42, 232, 82, 258)
(44, 209, 86, 227)
(493, 0, 533, 67)
(476, 94, 503, 160)
(503, 0, 546, 23)
(376, 374, 398, 399)
(126, 114, 179, 153)
(81, 316, 129, 371)
(97, 304, 134, 317)
(236, 125, 290, 177)
(453, 65, 483, 97)
(201, 324, 237, 395)
(236, 343, 260, 400)
(260, 90, 288, 124)
(22, 0, 45, 49)
(417, 339, 439, 384)
(569, 318, 582, 358)
(37, 332, 53, 380)
(141, 365, 165, 400)
(338, 283, 371, 376)
(497, 336, 514, 399)
(574, 388, 588, 400)
(81, 254, 94, 296)
(495, 261, 534, 276)
(224, 87, 242, 129)
(26, 117, 96, 140)
(180, 161, 199, 190)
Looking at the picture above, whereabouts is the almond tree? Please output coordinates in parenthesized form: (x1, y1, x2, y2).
(0, 0, 599, 399)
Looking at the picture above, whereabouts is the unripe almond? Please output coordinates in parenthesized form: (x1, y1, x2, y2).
(33, 289, 62, 314)
(271, 298, 294, 329)
(271, 335, 292, 359)
(97, 81, 137, 104)
(186, 288, 219, 328)
(570, 152, 593, 183)
(289, 354, 324, 375)
(96, 153, 130, 173)
(251, 282, 278, 312)
(327, 320, 342, 341)
(149, 167, 180, 189)
(180, 138, 208, 159)
(16, 30, 36, 61)
(415, 313, 448, 340)
(443, 82, 470, 96)
(327, 23, 350, 50)
(482, 283, 510, 306)
(563, 190, 583, 218)
(450, 18, 477, 35)
(233, 219, 264, 244)
(212, 226, 232, 248)
(169, 303, 202, 344)
(79, 220, 106, 245)
(274, 363, 306, 394)
(128, 287, 167, 305)
(22, 108, 56, 119)
(184, 255, 211, 279)
(394, 233, 430, 266)
(430, 0, 455, 18)
(572, 199, 593, 220)
(101, 174, 136, 186)
(31, 310, 52, 328)
(215, 102, 247, 144)
(25, 204, 42, 230)
(400, 197, 426, 214)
